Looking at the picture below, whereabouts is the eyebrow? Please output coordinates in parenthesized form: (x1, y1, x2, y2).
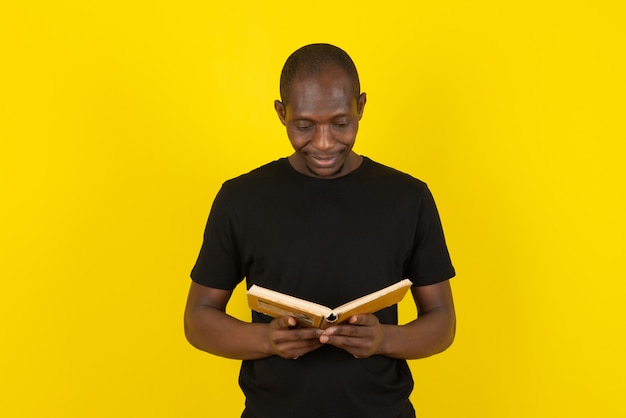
(291, 112, 351, 122)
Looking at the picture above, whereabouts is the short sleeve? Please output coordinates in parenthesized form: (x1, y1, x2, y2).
(403, 184, 455, 286)
(190, 183, 245, 290)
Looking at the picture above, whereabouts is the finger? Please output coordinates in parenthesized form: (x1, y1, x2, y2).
(287, 327, 325, 341)
(272, 327, 324, 348)
(324, 324, 367, 338)
(272, 316, 298, 329)
(322, 334, 374, 358)
(347, 314, 378, 326)
(322, 333, 360, 347)
(275, 339, 324, 359)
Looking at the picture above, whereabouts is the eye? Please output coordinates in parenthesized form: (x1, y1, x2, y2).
(296, 124, 313, 131)
(333, 121, 349, 128)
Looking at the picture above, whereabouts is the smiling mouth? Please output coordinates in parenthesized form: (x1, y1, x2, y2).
(304, 161, 345, 177)
(310, 155, 338, 167)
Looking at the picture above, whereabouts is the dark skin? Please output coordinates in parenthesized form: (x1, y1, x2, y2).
(274, 66, 366, 180)
(184, 65, 456, 360)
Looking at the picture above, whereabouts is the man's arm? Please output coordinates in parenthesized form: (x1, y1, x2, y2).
(184, 281, 324, 360)
(319, 280, 455, 359)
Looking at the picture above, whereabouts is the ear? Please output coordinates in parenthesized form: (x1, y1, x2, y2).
(274, 100, 287, 126)
(357, 93, 367, 120)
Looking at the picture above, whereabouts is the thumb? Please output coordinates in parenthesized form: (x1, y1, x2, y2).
(273, 316, 297, 329)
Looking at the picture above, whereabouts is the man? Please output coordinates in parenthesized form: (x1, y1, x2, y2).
(185, 43, 456, 418)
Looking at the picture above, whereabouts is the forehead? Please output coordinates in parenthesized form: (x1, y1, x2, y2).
(285, 68, 356, 118)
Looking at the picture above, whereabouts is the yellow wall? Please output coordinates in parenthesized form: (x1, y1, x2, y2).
(2, 1, 624, 417)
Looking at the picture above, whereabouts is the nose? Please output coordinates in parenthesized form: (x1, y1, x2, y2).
(311, 124, 333, 151)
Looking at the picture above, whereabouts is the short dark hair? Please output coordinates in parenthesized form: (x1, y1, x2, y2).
(279, 43, 360, 104)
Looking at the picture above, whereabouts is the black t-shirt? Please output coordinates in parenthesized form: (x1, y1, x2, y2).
(191, 157, 455, 418)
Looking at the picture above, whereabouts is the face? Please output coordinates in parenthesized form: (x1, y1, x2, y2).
(275, 66, 366, 178)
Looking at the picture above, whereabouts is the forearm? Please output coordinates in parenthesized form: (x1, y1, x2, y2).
(184, 306, 272, 360)
(380, 308, 456, 359)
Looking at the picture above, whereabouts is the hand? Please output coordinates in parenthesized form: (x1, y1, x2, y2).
(267, 316, 324, 359)
(319, 314, 386, 358)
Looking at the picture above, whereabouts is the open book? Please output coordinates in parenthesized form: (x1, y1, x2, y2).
(247, 279, 413, 329)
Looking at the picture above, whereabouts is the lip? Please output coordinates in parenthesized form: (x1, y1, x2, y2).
(309, 155, 338, 168)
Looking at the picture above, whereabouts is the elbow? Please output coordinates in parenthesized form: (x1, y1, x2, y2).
(444, 320, 456, 351)
(183, 316, 195, 347)
(430, 310, 456, 356)
(183, 312, 203, 351)
(183, 318, 193, 345)
(440, 312, 456, 353)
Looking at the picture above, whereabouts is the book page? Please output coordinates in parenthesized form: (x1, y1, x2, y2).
(247, 279, 413, 329)
(247, 285, 332, 327)
(330, 279, 413, 325)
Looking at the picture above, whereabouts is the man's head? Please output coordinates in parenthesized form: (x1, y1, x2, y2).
(279, 43, 361, 106)
(275, 44, 366, 179)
